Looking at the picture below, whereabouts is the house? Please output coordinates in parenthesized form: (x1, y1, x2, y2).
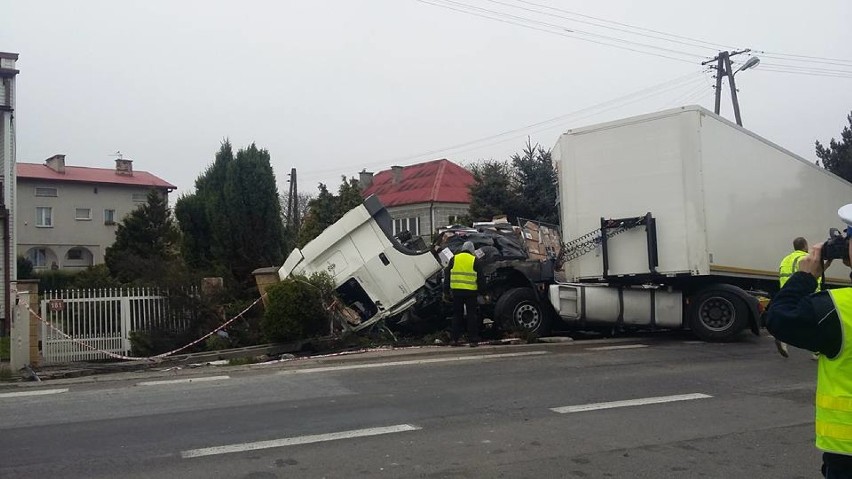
(359, 159, 474, 242)
(0, 51, 19, 334)
(16, 155, 176, 271)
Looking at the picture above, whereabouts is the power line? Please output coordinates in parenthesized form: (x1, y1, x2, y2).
(757, 66, 852, 79)
(755, 50, 852, 67)
(299, 71, 707, 181)
(417, 0, 704, 63)
(507, 0, 737, 51)
(485, 0, 727, 53)
(760, 62, 852, 76)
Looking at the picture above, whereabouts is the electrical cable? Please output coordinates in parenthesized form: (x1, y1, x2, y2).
(755, 50, 852, 67)
(484, 0, 725, 53)
(299, 71, 707, 181)
(506, 0, 737, 51)
(757, 66, 852, 79)
(416, 0, 703, 63)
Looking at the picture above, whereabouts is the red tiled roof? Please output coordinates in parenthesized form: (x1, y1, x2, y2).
(17, 163, 176, 190)
(361, 159, 474, 207)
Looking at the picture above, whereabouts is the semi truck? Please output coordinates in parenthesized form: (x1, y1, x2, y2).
(279, 106, 852, 341)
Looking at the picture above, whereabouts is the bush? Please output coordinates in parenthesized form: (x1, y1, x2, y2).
(261, 273, 332, 342)
(34, 270, 77, 291)
(16, 256, 34, 279)
(71, 264, 120, 289)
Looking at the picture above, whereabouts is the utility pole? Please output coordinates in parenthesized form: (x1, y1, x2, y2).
(286, 168, 300, 232)
(703, 49, 751, 126)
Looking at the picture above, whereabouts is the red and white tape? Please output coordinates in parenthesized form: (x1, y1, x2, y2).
(21, 294, 266, 361)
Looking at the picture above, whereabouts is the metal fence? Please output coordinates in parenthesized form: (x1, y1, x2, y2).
(40, 287, 193, 365)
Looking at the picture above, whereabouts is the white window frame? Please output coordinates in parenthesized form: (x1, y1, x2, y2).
(75, 207, 92, 221)
(35, 187, 58, 197)
(104, 209, 116, 225)
(132, 193, 147, 202)
(36, 207, 53, 227)
(28, 248, 47, 267)
(393, 217, 420, 236)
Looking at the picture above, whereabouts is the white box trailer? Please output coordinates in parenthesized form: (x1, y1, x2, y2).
(546, 105, 852, 340)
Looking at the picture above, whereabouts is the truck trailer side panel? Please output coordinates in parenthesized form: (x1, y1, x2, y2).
(554, 106, 852, 284)
(698, 112, 852, 283)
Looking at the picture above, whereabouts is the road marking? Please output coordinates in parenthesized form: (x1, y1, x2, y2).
(278, 351, 548, 375)
(551, 393, 712, 414)
(138, 375, 230, 386)
(586, 344, 648, 351)
(180, 424, 422, 458)
(0, 388, 69, 398)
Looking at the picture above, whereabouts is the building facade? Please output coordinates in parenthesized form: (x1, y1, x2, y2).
(16, 155, 175, 271)
(0, 52, 19, 334)
(359, 159, 474, 242)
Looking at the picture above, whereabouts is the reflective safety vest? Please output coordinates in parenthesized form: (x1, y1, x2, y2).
(816, 288, 852, 455)
(450, 252, 478, 291)
(779, 250, 808, 288)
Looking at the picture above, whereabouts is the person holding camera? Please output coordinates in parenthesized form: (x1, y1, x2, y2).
(775, 237, 826, 358)
(766, 217, 852, 478)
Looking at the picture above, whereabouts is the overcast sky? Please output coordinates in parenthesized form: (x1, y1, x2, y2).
(3, 0, 851, 199)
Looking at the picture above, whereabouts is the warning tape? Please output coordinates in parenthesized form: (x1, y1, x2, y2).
(21, 293, 266, 362)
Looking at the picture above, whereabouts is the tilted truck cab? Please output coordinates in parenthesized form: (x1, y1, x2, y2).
(279, 195, 443, 332)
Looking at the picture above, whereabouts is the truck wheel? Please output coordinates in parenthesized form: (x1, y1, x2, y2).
(688, 289, 748, 342)
(495, 287, 552, 336)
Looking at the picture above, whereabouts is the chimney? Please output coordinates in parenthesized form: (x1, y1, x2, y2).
(391, 165, 403, 185)
(359, 169, 374, 190)
(115, 158, 133, 176)
(45, 154, 66, 173)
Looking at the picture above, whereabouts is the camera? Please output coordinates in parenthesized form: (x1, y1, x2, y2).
(822, 204, 852, 263)
(822, 227, 851, 262)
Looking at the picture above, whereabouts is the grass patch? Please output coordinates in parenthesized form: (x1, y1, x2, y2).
(0, 336, 9, 361)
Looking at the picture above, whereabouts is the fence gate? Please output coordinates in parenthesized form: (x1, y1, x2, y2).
(40, 288, 186, 365)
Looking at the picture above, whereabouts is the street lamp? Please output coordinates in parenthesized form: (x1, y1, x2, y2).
(734, 56, 761, 75)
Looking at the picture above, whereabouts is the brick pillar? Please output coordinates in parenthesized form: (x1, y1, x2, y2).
(22, 280, 40, 367)
(252, 267, 281, 307)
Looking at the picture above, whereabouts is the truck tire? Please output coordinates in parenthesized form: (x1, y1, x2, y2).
(688, 289, 748, 342)
(495, 287, 553, 336)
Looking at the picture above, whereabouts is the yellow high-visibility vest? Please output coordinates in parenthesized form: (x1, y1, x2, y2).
(816, 288, 852, 455)
(779, 250, 808, 288)
(450, 252, 478, 291)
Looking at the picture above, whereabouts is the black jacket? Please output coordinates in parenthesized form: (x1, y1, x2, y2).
(766, 271, 852, 470)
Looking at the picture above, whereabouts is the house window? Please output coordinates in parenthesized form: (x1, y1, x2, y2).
(104, 209, 116, 225)
(28, 248, 47, 267)
(67, 248, 83, 261)
(132, 193, 148, 202)
(393, 217, 420, 236)
(448, 215, 457, 225)
(75, 208, 92, 220)
(35, 187, 58, 197)
(36, 207, 53, 227)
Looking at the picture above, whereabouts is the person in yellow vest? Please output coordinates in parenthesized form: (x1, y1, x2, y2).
(443, 241, 484, 347)
(774, 237, 811, 358)
(767, 235, 851, 477)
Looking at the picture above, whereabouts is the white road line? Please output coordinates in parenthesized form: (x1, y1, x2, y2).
(278, 351, 548, 375)
(180, 424, 422, 458)
(551, 393, 712, 414)
(586, 344, 648, 351)
(137, 375, 230, 386)
(0, 388, 69, 398)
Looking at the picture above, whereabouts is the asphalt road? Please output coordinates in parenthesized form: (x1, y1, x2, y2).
(0, 334, 821, 478)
